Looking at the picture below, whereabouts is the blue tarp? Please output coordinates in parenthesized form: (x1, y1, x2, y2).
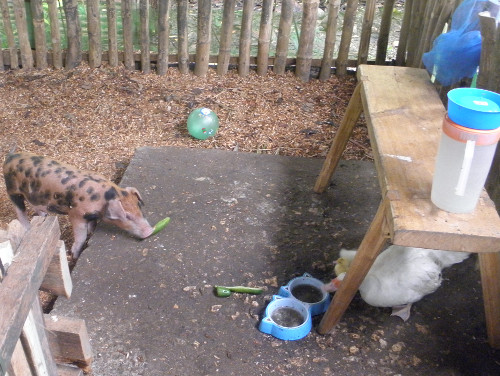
(422, 0, 490, 86)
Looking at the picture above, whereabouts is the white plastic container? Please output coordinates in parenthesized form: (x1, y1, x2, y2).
(431, 115, 500, 213)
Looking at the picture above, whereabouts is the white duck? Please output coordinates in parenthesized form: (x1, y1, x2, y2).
(323, 245, 470, 321)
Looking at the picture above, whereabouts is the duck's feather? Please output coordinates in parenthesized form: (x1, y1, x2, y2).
(340, 246, 469, 308)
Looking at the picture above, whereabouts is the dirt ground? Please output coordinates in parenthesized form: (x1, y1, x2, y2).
(0, 64, 368, 247)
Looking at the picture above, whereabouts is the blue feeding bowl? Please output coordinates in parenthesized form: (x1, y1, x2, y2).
(447, 88, 500, 130)
(258, 296, 312, 341)
(259, 273, 331, 341)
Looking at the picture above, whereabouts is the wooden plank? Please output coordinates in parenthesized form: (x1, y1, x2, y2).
(140, 0, 151, 73)
(256, 0, 274, 76)
(238, 0, 254, 77)
(121, 0, 135, 70)
(217, 0, 236, 75)
(195, 0, 212, 77)
(46, 0, 63, 69)
(57, 364, 83, 376)
(357, 0, 376, 66)
(0, 0, 19, 69)
(0, 217, 60, 375)
(295, 0, 320, 82)
(273, 0, 293, 75)
(41, 241, 72, 298)
(19, 297, 58, 376)
(177, 0, 189, 74)
(7, 339, 31, 376)
(314, 83, 363, 193)
(7, 220, 26, 252)
(318, 200, 390, 334)
(357, 65, 500, 252)
(157, 0, 172, 76)
(44, 315, 92, 372)
(319, 0, 340, 80)
(479, 252, 500, 348)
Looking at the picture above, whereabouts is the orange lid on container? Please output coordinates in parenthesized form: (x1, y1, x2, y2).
(443, 114, 500, 146)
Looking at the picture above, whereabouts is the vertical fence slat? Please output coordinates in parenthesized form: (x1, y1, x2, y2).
(177, 0, 189, 74)
(375, 0, 396, 65)
(273, 0, 293, 75)
(395, 0, 412, 65)
(195, 0, 212, 77)
(238, 0, 254, 77)
(0, 44, 3, 71)
(217, 0, 236, 75)
(405, 0, 427, 67)
(107, 0, 119, 66)
(336, 0, 359, 76)
(158, 0, 171, 75)
(140, 0, 151, 73)
(0, 0, 19, 69)
(319, 0, 340, 80)
(46, 0, 63, 69)
(12, 0, 33, 69)
(256, 0, 274, 76)
(87, 0, 102, 68)
(30, 0, 47, 69)
(357, 0, 376, 65)
(63, 0, 82, 69)
(122, 0, 134, 70)
(296, 0, 319, 82)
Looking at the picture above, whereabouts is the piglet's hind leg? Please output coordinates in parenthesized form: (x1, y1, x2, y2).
(70, 220, 90, 259)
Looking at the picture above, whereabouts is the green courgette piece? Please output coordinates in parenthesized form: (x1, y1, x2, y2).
(151, 217, 171, 236)
(214, 285, 263, 297)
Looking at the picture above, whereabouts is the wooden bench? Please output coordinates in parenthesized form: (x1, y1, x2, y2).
(314, 65, 500, 348)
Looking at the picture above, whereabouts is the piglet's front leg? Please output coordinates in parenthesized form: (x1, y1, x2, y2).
(70, 218, 91, 259)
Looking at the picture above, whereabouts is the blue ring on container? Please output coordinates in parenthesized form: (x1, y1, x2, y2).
(447, 88, 500, 130)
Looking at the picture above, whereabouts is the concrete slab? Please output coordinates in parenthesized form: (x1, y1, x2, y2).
(52, 146, 500, 376)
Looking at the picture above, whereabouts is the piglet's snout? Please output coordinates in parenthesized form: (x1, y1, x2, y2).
(133, 218, 154, 239)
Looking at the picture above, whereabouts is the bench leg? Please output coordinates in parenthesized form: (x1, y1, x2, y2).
(317, 200, 390, 334)
(314, 82, 364, 193)
(478, 252, 500, 349)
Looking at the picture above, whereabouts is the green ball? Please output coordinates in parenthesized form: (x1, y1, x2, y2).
(187, 108, 220, 140)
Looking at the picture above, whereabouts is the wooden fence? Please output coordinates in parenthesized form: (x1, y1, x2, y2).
(0, 217, 92, 376)
(0, 0, 465, 80)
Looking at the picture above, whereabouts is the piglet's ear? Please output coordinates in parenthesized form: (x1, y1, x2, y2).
(105, 199, 127, 221)
(124, 187, 144, 206)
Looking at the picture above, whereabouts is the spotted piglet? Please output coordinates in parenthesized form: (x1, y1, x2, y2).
(3, 152, 154, 258)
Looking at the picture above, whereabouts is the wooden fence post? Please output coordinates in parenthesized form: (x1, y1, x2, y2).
(273, 0, 293, 75)
(375, 0, 396, 65)
(157, 0, 171, 75)
(63, 0, 82, 69)
(336, 0, 359, 76)
(87, 0, 102, 68)
(319, 0, 340, 80)
(31, 0, 48, 69)
(296, 0, 319, 82)
(122, 0, 135, 70)
(0, 0, 19, 69)
(357, 0, 376, 66)
(217, 0, 236, 75)
(106, 0, 119, 67)
(238, 0, 254, 77)
(12, 0, 34, 69)
(47, 0, 63, 69)
(177, 0, 189, 74)
(140, 0, 151, 73)
(195, 0, 212, 77)
(256, 0, 274, 76)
